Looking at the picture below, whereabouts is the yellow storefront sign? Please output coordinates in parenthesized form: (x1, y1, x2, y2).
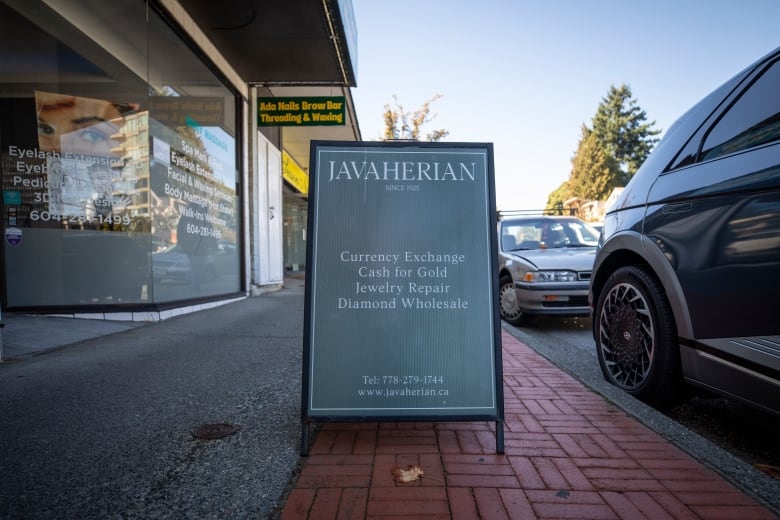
(259, 96, 345, 126)
(283, 151, 309, 195)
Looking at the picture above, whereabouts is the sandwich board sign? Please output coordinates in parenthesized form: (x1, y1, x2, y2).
(301, 141, 503, 454)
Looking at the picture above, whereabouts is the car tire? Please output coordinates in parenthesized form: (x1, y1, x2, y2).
(499, 275, 533, 326)
(594, 265, 683, 408)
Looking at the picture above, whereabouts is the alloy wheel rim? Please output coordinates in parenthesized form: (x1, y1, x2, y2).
(598, 281, 654, 390)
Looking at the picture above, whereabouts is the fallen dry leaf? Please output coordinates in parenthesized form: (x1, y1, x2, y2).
(754, 464, 780, 479)
(391, 465, 425, 483)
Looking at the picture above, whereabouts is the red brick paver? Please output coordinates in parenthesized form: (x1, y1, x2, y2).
(280, 331, 776, 519)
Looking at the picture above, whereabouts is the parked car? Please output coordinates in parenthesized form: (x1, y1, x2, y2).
(589, 46, 780, 415)
(208, 239, 239, 278)
(152, 244, 192, 283)
(497, 213, 600, 325)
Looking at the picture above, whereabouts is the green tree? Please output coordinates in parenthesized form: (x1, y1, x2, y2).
(382, 94, 449, 141)
(545, 180, 572, 213)
(568, 125, 620, 201)
(590, 84, 660, 185)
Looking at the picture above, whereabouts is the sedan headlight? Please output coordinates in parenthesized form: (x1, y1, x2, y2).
(523, 270, 577, 283)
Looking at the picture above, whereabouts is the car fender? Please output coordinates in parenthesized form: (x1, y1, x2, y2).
(593, 229, 694, 341)
(498, 265, 513, 282)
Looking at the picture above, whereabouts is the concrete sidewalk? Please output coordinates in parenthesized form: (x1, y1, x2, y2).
(280, 331, 777, 519)
(0, 284, 305, 519)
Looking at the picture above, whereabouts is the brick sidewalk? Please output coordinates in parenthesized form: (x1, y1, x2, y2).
(280, 331, 775, 519)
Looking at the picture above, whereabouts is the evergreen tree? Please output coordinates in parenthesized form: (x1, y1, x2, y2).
(545, 180, 572, 213)
(569, 125, 620, 201)
(590, 84, 660, 185)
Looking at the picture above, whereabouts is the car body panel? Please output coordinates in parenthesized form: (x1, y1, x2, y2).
(590, 46, 780, 415)
(506, 248, 596, 272)
(680, 338, 780, 416)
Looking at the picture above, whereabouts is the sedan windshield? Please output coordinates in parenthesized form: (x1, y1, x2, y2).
(501, 219, 599, 251)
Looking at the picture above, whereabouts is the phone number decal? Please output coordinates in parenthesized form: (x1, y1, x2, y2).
(362, 375, 445, 385)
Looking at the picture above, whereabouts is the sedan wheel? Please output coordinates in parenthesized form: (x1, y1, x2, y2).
(499, 275, 531, 326)
(594, 266, 682, 407)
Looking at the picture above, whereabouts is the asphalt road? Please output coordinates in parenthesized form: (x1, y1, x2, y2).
(502, 316, 780, 513)
(0, 283, 306, 519)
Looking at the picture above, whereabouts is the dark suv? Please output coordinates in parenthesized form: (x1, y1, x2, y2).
(589, 47, 780, 415)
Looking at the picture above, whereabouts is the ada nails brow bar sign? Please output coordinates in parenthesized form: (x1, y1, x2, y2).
(302, 141, 504, 454)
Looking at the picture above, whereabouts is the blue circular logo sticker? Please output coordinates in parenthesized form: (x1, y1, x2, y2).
(5, 227, 22, 246)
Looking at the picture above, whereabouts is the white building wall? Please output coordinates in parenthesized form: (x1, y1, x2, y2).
(252, 130, 284, 287)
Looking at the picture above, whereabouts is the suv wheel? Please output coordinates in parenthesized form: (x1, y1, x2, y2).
(499, 275, 533, 326)
(594, 265, 682, 407)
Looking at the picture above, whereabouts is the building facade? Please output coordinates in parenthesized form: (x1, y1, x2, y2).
(0, 0, 358, 319)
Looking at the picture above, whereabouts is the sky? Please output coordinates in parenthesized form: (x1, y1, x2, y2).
(350, 1, 780, 211)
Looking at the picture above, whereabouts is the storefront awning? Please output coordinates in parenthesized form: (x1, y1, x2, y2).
(181, 0, 361, 194)
(180, 0, 357, 87)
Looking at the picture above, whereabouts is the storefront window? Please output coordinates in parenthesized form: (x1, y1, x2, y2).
(283, 198, 307, 272)
(0, 0, 241, 309)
